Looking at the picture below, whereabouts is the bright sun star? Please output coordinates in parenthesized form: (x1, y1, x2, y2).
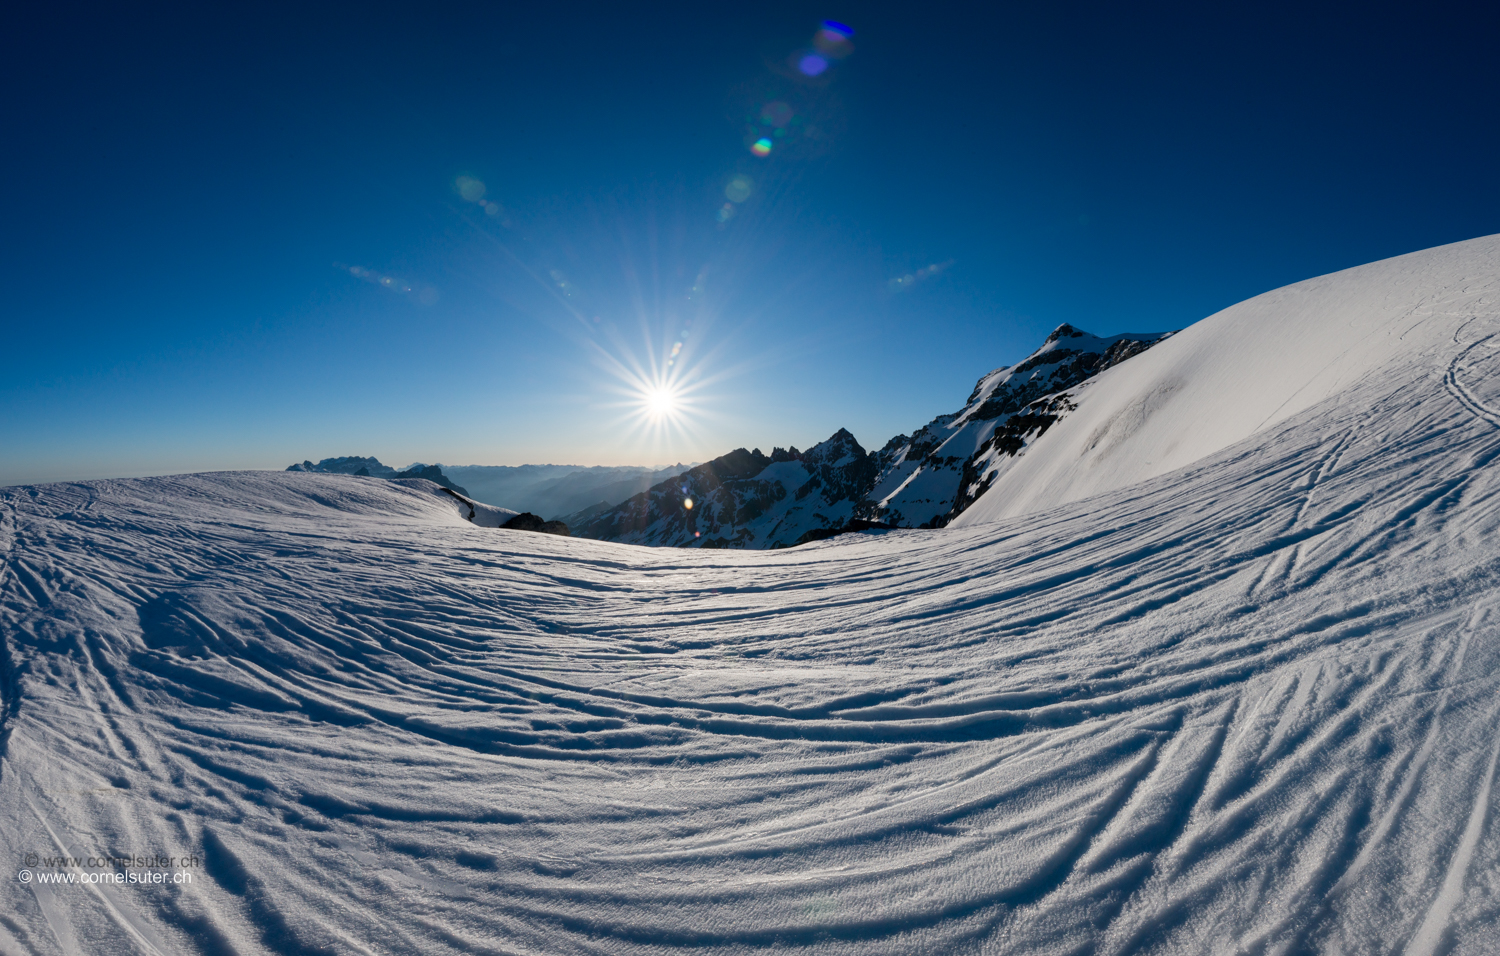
(646, 386, 679, 418)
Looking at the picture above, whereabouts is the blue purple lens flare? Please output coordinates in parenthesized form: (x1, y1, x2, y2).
(790, 19, 854, 76)
(797, 54, 828, 76)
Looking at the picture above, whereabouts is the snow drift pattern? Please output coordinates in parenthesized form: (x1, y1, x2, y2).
(2, 236, 1500, 954)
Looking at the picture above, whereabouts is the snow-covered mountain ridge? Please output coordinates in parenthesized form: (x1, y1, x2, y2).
(954, 233, 1500, 523)
(574, 325, 1172, 548)
(863, 325, 1174, 529)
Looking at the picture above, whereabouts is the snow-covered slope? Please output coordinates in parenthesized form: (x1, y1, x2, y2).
(955, 235, 1500, 524)
(3, 235, 1500, 954)
(405, 480, 520, 528)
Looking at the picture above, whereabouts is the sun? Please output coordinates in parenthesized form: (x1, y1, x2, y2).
(645, 386, 679, 419)
(590, 327, 722, 453)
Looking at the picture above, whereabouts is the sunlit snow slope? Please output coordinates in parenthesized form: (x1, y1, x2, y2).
(955, 234, 1500, 523)
(3, 235, 1500, 954)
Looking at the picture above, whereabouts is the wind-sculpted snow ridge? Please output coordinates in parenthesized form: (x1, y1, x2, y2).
(3, 235, 1500, 954)
(420, 481, 520, 529)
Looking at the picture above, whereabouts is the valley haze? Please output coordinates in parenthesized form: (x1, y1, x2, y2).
(4, 236, 1500, 953)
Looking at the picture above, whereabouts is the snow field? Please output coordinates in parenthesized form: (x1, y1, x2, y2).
(2, 236, 1500, 953)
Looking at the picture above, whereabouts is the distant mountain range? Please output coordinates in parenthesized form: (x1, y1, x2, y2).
(284, 458, 696, 521)
(286, 458, 471, 495)
(437, 464, 695, 521)
(571, 324, 1174, 548)
(286, 325, 1171, 548)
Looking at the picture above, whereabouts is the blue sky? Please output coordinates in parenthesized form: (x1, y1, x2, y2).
(3, 1, 1497, 485)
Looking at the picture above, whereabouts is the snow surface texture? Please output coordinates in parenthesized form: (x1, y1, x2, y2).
(3, 235, 1500, 954)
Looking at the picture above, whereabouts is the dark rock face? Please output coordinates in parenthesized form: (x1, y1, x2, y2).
(501, 512, 571, 536)
(792, 519, 896, 546)
(571, 429, 879, 549)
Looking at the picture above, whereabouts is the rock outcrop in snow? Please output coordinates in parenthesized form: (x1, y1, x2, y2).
(500, 511, 571, 536)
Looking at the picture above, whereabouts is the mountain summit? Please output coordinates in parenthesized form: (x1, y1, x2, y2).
(287, 457, 470, 496)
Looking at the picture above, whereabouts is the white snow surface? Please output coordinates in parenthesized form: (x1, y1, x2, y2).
(400, 480, 519, 529)
(3, 235, 1500, 953)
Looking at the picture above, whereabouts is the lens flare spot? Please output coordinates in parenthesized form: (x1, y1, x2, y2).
(814, 21, 855, 59)
(683, 498, 694, 510)
(797, 54, 828, 76)
(751, 137, 773, 156)
(760, 101, 794, 127)
(725, 175, 753, 203)
(455, 176, 486, 202)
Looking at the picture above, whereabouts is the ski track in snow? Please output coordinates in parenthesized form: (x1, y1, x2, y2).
(4, 252, 1500, 952)
(1445, 331, 1500, 429)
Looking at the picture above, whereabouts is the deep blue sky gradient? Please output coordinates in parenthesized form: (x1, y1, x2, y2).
(4, 1, 1497, 484)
